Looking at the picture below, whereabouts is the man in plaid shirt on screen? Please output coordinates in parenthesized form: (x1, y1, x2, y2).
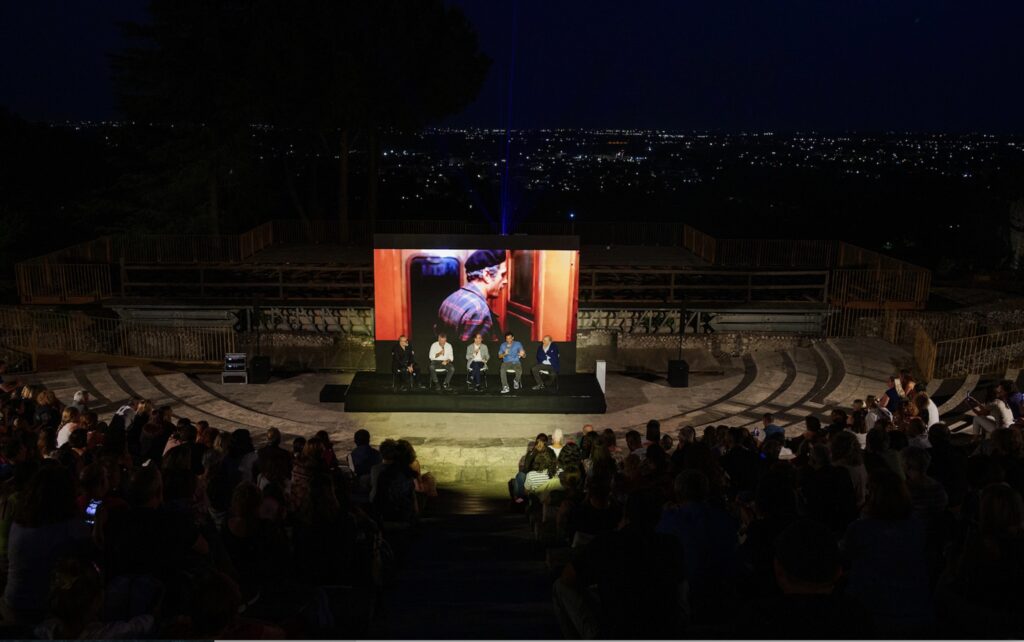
(436, 249, 507, 342)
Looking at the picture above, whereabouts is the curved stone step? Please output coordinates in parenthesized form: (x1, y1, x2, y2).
(26, 371, 80, 408)
(152, 373, 323, 433)
(73, 364, 128, 407)
(110, 367, 233, 429)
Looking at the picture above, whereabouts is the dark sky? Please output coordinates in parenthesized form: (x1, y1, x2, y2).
(2, 1, 1022, 132)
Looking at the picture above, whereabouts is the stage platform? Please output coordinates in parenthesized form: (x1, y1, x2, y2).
(341, 373, 607, 414)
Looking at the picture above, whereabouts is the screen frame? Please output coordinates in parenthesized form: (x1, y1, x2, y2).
(374, 234, 580, 251)
(372, 234, 580, 375)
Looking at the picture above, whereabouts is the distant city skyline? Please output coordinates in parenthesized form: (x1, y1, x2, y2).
(2, 1, 1023, 133)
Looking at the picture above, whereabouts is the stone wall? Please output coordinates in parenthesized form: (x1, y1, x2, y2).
(238, 331, 374, 371)
(256, 307, 373, 336)
(241, 307, 819, 372)
(575, 329, 818, 372)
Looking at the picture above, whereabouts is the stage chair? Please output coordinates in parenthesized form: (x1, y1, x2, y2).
(466, 363, 488, 391)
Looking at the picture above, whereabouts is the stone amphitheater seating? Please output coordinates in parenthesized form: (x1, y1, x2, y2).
(21, 337, 1014, 482)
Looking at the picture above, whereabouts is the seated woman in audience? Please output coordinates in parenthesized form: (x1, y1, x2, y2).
(33, 390, 63, 431)
(559, 473, 621, 547)
(657, 469, 740, 619)
(831, 430, 868, 507)
(842, 467, 933, 635)
(398, 439, 437, 502)
(370, 439, 418, 523)
(738, 469, 798, 598)
(55, 407, 81, 449)
(522, 448, 557, 498)
(989, 428, 1024, 496)
(864, 426, 904, 479)
(34, 556, 155, 640)
(936, 483, 1024, 637)
(314, 430, 340, 470)
(2, 466, 91, 625)
(901, 447, 948, 520)
(798, 444, 858, 534)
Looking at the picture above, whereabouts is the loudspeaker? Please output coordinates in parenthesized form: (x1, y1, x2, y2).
(250, 356, 271, 384)
(667, 359, 689, 388)
(319, 384, 348, 403)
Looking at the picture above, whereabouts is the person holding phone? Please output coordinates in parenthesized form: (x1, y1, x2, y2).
(968, 383, 1014, 437)
(498, 332, 526, 394)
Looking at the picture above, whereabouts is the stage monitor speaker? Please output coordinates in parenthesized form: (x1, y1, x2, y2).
(667, 359, 689, 388)
(319, 384, 349, 403)
(222, 352, 248, 384)
(250, 356, 271, 384)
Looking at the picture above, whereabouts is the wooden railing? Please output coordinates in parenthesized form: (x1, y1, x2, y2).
(121, 264, 373, 302)
(684, 226, 931, 310)
(829, 268, 932, 310)
(240, 221, 274, 259)
(682, 224, 717, 264)
(14, 263, 113, 304)
(0, 308, 234, 363)
(914, 325, 939, 381)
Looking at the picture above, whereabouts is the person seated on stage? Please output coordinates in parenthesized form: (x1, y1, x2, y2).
(390, 335, 420, 391)
(465, 333, 490, 391)
(428, 333, 456, 391)
(498, 332, 526, 394)
(531, 335, 560, 391)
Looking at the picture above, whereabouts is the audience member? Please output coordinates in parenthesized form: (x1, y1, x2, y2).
(842, 468, 933, 635)
(741, 519, 873, 638)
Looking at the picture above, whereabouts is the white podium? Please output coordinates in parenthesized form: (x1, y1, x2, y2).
(595, 360, 607, 393)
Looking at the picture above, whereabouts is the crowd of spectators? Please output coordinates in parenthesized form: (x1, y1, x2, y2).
(0, 371, 436, 639)
(513, 378, 1024, 639)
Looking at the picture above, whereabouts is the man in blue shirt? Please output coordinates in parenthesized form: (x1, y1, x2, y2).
(498, 332, 526, 394)
(531, 335, 560, 391)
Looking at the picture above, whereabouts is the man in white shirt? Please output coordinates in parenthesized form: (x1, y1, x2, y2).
(864, 395, 892, 432)
(428, 333, 456, 391)
(970, 383, 1015, 436)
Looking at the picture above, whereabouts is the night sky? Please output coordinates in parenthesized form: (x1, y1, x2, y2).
(2, 1, 1022, 132)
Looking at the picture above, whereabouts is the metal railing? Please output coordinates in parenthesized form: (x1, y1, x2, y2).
(931, 327, 1024, 380)
(0, 308, 234, 363)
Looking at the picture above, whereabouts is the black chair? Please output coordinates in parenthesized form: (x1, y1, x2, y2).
(466, 362, 488, 391)
(393, 368, 418, 391)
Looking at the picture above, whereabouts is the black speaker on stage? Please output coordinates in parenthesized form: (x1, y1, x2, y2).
(667, 359, 689, 388)
(250, 356, 271, 384)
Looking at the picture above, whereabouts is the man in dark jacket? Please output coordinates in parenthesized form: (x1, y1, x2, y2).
(531, 335, 560, 391)
(391, 335, 420, 390)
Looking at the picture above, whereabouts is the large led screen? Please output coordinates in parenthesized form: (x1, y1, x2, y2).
(373, 236, 579, 374)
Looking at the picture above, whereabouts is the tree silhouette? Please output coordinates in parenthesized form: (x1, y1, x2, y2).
(113, 0, 489, 240)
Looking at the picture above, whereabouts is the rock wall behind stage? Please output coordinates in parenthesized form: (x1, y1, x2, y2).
(240, 306, 818, 373)
(574, 330, 818, 373)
